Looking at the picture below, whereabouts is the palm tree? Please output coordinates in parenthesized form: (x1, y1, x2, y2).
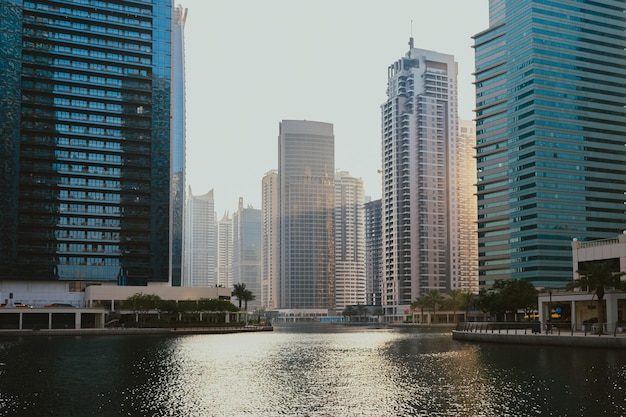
(422, 290, 445, 324)
(446, 289, 466, 323)
(410, 297, 426, 324)
(241, 289, 255, 311)
(569, 260, 626, 335)
(232, 283, 247, 309)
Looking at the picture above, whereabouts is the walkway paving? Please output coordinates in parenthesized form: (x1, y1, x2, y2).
(453, 325, 626, 349)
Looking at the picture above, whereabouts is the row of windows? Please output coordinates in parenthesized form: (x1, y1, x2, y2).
(54, 165, 122, 176)
(59, 217, 120, 227)
(24, 2, 152, 29)
(55, 124, 121, 137)
(59, 190, 120, 202)
(55, 111, 122, 125)
(50, 58, 148, 77)
(59, 204, 120, 215)
(53, 97, 123, 112)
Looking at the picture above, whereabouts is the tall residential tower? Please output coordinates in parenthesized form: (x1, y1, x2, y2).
(381, 42, 464, 317)
(334, 171, 366, 311)
(183, 187, 217, 287)
(0, 0, 173, 288)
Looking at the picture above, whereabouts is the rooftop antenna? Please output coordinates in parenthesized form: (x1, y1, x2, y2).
(409, 20, 414, 49)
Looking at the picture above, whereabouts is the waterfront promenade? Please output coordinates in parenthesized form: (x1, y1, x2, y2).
(0, 325, 273, 337)
(453, 322, 626, 349)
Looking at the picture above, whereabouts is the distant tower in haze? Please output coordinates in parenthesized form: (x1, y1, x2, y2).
(365, 198, 382, 306)
(171, 5, 188, 287)
(216, 212, 232, 289)
(381, 44, 462, 318)
(454, 121, 478, 293)
(184, 187, 217, 287)
(334, 171, 366, 311)
(278, 120, 335, 310)
(474, 0, 626, 289)
(261, 170, 279, 309)
(232, 198, 262, 308)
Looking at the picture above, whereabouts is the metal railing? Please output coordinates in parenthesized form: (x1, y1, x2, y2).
(455, 322, 626, 337)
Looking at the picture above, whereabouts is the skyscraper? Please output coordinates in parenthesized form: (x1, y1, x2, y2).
(216, 212, 232, 289)
(278, 120, 335, 310)
(170, 4, 187, 287)
(184, 187, 217, 287)
(334, 171, 365, 311)
(232, 198, 262, 308)
(261, 170, 279, 309)
(364, 198, 382, 306)
(474, 0, 626, 289)
(452, 120, 478, 293)
(381, 42, 461, 317)
(0, 0, 173, 287)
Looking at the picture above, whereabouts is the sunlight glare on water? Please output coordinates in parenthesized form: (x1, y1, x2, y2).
(0, 325, 624, 416)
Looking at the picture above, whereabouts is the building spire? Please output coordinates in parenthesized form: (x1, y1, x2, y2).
(408, 20, 414, 49)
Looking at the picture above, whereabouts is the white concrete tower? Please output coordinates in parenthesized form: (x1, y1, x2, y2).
(381, 43, 459, 318)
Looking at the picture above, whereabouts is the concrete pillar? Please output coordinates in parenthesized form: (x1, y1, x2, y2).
(75, 312, 82, 329)
(18, 312, 23, 330)
(606, 295, 617, 331)
(225, 312, 230, 323)
(571, 300, 577, 329)
(48, 313, 53, 329)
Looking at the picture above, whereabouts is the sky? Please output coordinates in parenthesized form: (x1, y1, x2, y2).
(183, 0, 490, 215)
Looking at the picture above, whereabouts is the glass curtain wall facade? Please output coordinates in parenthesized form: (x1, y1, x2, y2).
(232, 199, 262, 308)
(474, 0, 626, 289)
(0, 0, 172, 285)
(365, 199, 382, 306)
(278, 120, 335, 310)
(170, 4, 187, 286)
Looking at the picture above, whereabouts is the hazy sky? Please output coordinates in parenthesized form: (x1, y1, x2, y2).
(183, 0, 490, 215)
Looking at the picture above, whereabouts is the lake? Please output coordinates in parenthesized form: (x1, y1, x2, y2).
(0, 323, 624, 416)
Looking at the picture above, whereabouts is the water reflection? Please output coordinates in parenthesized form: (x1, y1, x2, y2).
(0, 325, 624, 416)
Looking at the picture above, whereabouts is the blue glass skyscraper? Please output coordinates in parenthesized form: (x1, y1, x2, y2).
(474, 0, 626, 288)
(0, 0, 173, 286)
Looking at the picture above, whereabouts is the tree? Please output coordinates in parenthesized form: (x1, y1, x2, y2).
(355, 304, 369, 322)
(569, 260, 626, 335)
(478, 280, 537, 321)
(445, 289, 467, 323)
(422, 290, 445, 324)
(232, 283, 247, 309)
(410, 297, 427, 323)
(343, 305, 357, 320)
(123, 293, 162, 324)
(241, 289, 255, 311)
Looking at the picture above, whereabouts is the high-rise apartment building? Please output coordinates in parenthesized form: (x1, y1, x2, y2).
(364, 198, 382, 306)
(0, 0, 173, 287)
(170, 4, 187, 287)
(381, 41, 462, 317)
(261, 170, 279, 309)
(453, 120, 478, 293)
(334, 171, 365, 311)
(216, 212, 232, 289)
(474, 0, 626, 289)
(183, 187, 217, 287)
(278, 120, 335, 310)
(232, 198, 262, 308)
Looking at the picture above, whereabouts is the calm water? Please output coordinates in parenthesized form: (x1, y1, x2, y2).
(0, 324, 624, 417)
